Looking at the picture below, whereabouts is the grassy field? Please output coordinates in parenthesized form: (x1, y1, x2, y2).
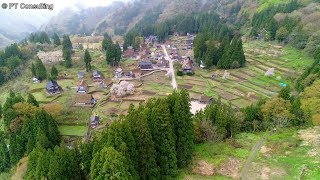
(58, 125, 87, 136)
(180, 127, 320, 179)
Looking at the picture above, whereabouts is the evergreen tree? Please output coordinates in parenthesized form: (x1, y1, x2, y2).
(52, 33, 61, 46)
(25, 146, 48, 180)
(205, 41, 218, 67)
(90, 147, 132, 180)
(27, 93, 39, 107)
(35, 58, 47, 80)
(148, 98, 177, 179)
(31, 63, 36, 77)
(194, 33, 207, 64)
(102, 33, 113, 51)
(62, 35, 72, 68)
(171, 90, 194, 168)
(63, 48, 72, 68)
(50, 66, 58, 80)
(79, 141, 93, 176)
(35, 129, 49, 149)
(9, 134, 25, 165)
(278, 85, 291, 101)
(0, 104, 2, 118)
(105, 120, 139, 179)
(83, 49, 92, 72)
(0, 132, 10, 172)
(48, 145, 82, 180)
(106, 43, 122, 66)
(128, 106, 160, 179)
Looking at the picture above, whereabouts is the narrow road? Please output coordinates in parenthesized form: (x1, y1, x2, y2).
(240, 129, 277, 179)
(162, 45, 177, 89)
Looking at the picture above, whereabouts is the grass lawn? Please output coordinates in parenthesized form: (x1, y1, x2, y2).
(58, 125, 87, 137)
(280, 46, 314, 70)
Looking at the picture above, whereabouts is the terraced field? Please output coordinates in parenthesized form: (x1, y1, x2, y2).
(176, 40, 314, 109)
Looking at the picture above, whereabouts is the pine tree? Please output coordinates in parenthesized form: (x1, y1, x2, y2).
(148, 98, 177, 179)
(35, 129, 49, 149)
(27, 93, 39, 107)
(172, 90, 194, 168)
(31, 63, 36, 77)
(0, 132, 10, 172)
(52, 33, 61, 46)
(63, 48, 72, 68)
(35, 58, 47, 80)
(105, 120, 139, 179)
(205, 41, 218, 67)
(102, 33, 113, 51)
(90, 147, 132, 179)
(62, 35, 72, 68)
(84, 49, 92, 72)
(128, 107, 160, 179)
(0, 104, 2, 118)
(79, 141, 93, 175)
(50, 66, 58, 80)
(278, 85, 291, 100)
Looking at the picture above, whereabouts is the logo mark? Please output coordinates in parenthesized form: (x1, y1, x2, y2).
(1, 3, 8, 9)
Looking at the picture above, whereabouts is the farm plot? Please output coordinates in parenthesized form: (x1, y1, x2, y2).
(213, 88, 240, 101)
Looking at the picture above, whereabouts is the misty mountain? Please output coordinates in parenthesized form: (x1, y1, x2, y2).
(0, 10, 53, 49)
(41, 0, 243, 36)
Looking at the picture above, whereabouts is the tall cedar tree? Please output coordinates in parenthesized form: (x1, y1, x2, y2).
(48, 145, 82, 180)
(50, 66, 58, 80)
(35, 58, 47, 80)
(91, 147, 131, 179)
(0, 132, 10, 172)
(83, 49, 92, 72)
(0, 104, 2, 118)
(169, 90, 194, 168)
(27, 93, 39, 107)
(52, 33, 61, 46)
(148, 98, 177, 178)
(31, 63, 36, 77)
(106, 43, 122, 66)
(62, 35, 72, 68)
(127, 105, 160, 179)
(102, 33, 113, 51)
(105, 119, 139, 179)
(22, 110, 60, 153)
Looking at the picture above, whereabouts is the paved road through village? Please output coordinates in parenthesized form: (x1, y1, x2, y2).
(162, 45, 177, 89)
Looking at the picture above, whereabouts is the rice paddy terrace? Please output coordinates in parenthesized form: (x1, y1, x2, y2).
(177, 40, 314, 109)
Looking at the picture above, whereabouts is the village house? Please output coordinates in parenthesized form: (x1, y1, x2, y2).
(77, 80, 89, 93)
(123, 46, 135, 59)
(100, 78, 113, 89)
(91, 115, 100, 129)
(157, 59, 169, 68)
(123, 71, 134, 78)
(182, 60, 194, 74)
(74, 94, 96, 107)
(139, 61, 153, 69)
(199, 95, 213, 104)
(46, 80, 61, 95)
(115, 68, 123, 78)
(77, 72, 85, 79)
(132, 68, 142, 78)
(93, 70, 103, 82)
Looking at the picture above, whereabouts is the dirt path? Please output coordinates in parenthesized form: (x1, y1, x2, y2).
(162, 45, 177, 89)
(118, 69, 166, 81)
(240, 129, 276, 179)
